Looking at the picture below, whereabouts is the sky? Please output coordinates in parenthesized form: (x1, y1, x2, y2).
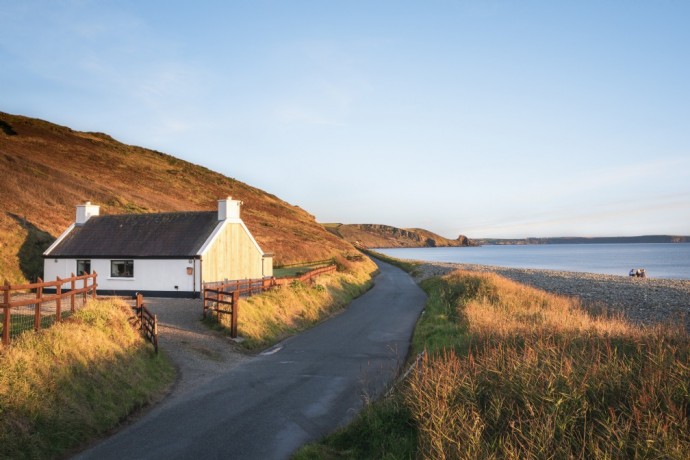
(1, 1, 689, 239)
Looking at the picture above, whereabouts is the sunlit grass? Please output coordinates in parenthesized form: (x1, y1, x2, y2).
(272, 259, 335, 278)
(210, 256, 378, 350)
(407, 271, 690, 459)
(0, 298, 174, 459)
(359, 248, 421, 275)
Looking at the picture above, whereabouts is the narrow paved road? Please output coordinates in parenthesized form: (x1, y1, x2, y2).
(76, 260, 426, 460)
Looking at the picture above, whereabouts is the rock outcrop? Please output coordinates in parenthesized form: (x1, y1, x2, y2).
(327, 223, 474, 249)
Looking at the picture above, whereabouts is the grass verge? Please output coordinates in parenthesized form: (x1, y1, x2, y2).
(208, 256, 378, 351)
(357, 248, 420, 274)
(296, 270, 690, 459)
(273, 260, 335, 278)
(0, 298, 175, 459)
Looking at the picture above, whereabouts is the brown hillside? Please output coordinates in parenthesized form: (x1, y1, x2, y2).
(0, 111, 356, 283)
(326, 223, 473, 248)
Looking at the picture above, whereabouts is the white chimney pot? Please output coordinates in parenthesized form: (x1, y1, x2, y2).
(217, 196, 242, 221)
(76, 202, 100, 225)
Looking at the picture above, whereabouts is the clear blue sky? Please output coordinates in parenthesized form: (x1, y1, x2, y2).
(2, 1, 689, 238)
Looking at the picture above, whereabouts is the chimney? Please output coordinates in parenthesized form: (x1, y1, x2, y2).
(76, 201, 100, 225)
(217, 196, 242, 221)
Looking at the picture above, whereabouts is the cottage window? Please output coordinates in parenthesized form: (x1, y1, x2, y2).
(111, 260, 134, 278)
(76, 259, 91, 276)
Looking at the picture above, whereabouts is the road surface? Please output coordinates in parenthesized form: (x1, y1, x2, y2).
(76, 260, 426, 460)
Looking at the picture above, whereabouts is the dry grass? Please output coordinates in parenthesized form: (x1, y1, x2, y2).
(458, 270, 636, 338)
(405, 271, 690, 459)
(214, 257, 378, 350)
(0, 213, 28, 283)
(0, 298, 174, 459)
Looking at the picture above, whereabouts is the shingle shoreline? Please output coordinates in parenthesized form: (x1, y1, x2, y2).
(413, 262, 690, 331)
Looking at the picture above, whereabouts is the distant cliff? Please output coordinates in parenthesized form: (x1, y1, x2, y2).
(325, 223, 474, 248)
(475, 235, 690, 245)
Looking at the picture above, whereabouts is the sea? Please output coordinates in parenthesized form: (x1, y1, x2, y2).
(376, 243, 690, 280)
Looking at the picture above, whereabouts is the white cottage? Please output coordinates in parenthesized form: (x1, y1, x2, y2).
(43, 197, 273, 297)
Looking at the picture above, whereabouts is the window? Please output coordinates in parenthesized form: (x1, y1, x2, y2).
(76, 259, 91, 276)
(111, 260, 134, 278)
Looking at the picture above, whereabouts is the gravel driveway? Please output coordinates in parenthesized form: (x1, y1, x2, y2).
(143, 297, 249, 398)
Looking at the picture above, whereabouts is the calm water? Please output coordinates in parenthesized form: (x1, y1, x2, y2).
(377, 244, 690, 280)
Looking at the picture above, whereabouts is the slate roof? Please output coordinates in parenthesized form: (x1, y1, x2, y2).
(47, 211, 221, 258)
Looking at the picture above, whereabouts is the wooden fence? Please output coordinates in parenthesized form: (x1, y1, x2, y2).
(202, 264, 338, 338)
(275, 264, 337, 286)
(1, 273, 98, 346)
(273, 258, 335, 270)
(202, 278, 277, 338)
(203, 287, 241, 337)
(134, 293, 158, 353)
(204, 277, 278, 297)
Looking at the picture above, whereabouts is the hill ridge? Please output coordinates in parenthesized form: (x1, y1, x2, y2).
(0, 110, 355, 283)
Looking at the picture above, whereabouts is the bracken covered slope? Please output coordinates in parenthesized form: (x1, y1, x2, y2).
(0, 111, 356, 283)
(326, 223, 473, 248)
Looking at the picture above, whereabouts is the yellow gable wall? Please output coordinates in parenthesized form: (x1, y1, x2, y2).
(201, 222, 265, 282)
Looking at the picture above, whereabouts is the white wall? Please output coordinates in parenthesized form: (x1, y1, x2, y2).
(43, 258, 71, 284)
(262, 255, 273, 277)
(43, 258, 201, 294)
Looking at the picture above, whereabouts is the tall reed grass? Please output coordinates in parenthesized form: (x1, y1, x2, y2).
(297, 268, 690, 459)
(406, 271, 690, 459)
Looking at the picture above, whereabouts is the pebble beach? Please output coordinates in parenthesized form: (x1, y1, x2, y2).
(413, 261, 690, 332)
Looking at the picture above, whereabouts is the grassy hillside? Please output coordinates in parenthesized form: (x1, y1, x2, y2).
(325, 223, 473, 248)
(0, 111, 357, 283)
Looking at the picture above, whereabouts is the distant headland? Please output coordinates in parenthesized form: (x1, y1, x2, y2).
(474, 235, 690, 245)
(323, 223, 475, 249)
(324, 223, 690, 249)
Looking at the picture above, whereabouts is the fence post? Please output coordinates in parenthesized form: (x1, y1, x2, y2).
(91, 272, 98, 299)
(70, 273, 76, 312)
(153, 314, 158, 353)
(137, 293, 144, 329)
(2, 280, 10, 345)
(218, 289, 224, 323)
(231, 290, 239, 338)
(202, 288, 207, 319)
(202, 287, 209, 319)
(56, 276, 62, 322)
(35, 277, 43, 331)
(82, 275, 87, 304)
